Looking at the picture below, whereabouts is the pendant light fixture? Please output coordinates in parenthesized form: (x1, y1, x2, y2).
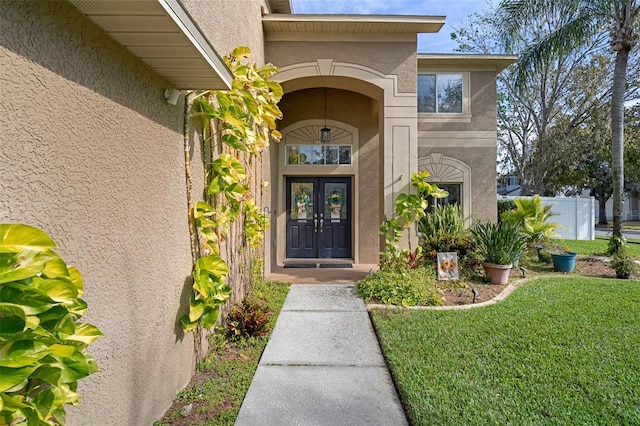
(320, 87, 331, 143)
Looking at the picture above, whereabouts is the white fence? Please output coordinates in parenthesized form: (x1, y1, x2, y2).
(499, 195, 595, 240)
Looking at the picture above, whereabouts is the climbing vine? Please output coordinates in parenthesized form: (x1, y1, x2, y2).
(181, 46, 283, 333)
(379, 171, 447, 268)
(0, 224, 102, 425)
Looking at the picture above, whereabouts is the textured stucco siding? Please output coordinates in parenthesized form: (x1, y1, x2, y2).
(266, 41, 418, 93)
(417, 71, 499, 222)
(417, 147, 499, 222)
(418, 71, 497, 132)
(1, 1, 196, 424)
(181, 0, 268, 65)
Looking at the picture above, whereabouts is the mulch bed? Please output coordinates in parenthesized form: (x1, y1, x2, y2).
(440, 257, 618, 306)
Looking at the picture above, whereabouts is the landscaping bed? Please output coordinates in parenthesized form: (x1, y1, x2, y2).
(440, 255, 621, 305)
(155, 280, 290, 426)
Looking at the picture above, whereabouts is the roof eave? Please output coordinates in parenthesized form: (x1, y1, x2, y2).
(68, 0, 234, 90)
(418, 53, 518, 72)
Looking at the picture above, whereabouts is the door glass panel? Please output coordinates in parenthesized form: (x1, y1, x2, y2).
(325, 183, 347, 220)
(291, 182, 314, 220)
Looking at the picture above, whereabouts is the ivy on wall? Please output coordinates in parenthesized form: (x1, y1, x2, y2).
(181, 47, 283, 336)
(0, 224, 102, 425)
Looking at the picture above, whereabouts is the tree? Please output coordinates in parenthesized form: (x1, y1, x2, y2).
(454, 7, 620, 195)
(497, 0, 640, 237)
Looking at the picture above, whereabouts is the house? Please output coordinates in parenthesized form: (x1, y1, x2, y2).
(498, 175, 523, 196)
(0, 0, 514, 423)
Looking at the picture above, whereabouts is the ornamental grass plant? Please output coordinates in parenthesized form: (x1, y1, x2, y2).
(471, 221, 527, 265)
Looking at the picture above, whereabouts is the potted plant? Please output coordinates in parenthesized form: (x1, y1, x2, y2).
(610, 251, 638, 279)
(550, 248, 577, 273)
(471, 221, 527, 285)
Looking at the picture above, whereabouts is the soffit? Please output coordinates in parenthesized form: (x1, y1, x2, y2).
(263, 14, 445, 42)
(418, 54, 518, 72)
(67, 0, 234, 90)
(267, 0, 292, 14)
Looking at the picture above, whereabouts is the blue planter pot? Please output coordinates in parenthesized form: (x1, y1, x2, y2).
(535, 245, 552, 263)
(551, 252, 577, 273)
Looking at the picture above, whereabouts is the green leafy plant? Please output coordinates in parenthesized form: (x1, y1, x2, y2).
(606, 234, 627, 256)
(471, 221, 527, 265)
(418, 204, 465, 238)
(0, 223, 102, 425)
(181, 46, 282, 333)
(225, 297, 272, 340)
(500, 196, 561, 244)
(497, 199, 517, 222)
(610, 251, 637, 279)
(417, 205, 481, 275)
(379, 171, 447, 269)
(357, 267, 443, 307)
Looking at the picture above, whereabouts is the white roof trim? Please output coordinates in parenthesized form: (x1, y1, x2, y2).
(68, 0, 234, 90)
(418, 54, 518, 72)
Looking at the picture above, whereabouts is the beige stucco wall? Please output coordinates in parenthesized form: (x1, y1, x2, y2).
(273, 87, 381, 264)
(418, 71, 499, 222)
(266, 41, 418, 93)
(181, 0, 268, 64)
(1, 1, 198, 424)
(418, 71, 497, 133)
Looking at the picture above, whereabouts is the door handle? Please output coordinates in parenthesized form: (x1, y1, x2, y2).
(319, 218, 323, 233)
(314, 218, 318, 233)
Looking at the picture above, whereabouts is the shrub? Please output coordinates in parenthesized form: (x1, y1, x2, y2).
(0, 224, 102, 425)
(606, 235, 628, 256)
(417, 205, 481, 274)
(225, 297, 271, 340)
(357, 267, 443, 307)
(497, 199, 517, 222)
(421, 233, 483, 275)
(418, 204, 465, 237)
(500, 196, 561, 244)
(610, 252, 637, 279)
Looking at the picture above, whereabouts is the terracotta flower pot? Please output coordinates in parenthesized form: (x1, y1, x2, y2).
(482, 262, 513, 285)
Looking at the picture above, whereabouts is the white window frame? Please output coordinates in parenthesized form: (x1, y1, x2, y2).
(418, 72, 471, 123)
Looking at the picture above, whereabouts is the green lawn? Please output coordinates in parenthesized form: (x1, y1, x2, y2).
(371, 277, 640, 425)
(557, 236, 640, 257)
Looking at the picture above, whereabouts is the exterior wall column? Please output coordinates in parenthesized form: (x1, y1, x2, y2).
(383, 89, 419, 249)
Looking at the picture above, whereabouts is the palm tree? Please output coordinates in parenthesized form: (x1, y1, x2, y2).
(498, 0, 639, 238)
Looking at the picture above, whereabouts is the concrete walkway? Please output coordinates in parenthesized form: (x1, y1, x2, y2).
(235, 284, 408, 426)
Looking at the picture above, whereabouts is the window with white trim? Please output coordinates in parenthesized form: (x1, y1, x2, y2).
(427, 183, 462, 210)
(285, 145, 352, 165)
(418, 73, 463, 113)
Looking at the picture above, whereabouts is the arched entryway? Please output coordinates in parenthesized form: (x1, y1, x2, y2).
(262, 60, 421, 273)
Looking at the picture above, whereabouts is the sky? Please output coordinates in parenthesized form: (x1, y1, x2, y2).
(290, 0, 491, 53)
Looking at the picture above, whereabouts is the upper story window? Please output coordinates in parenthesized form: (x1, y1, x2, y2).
(418, 73, 463, 113)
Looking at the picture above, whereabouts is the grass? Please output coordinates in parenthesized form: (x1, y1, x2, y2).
(155, 279, 289, 426)
(557, 236, 640, 257)
(371, 277, 640, 425)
